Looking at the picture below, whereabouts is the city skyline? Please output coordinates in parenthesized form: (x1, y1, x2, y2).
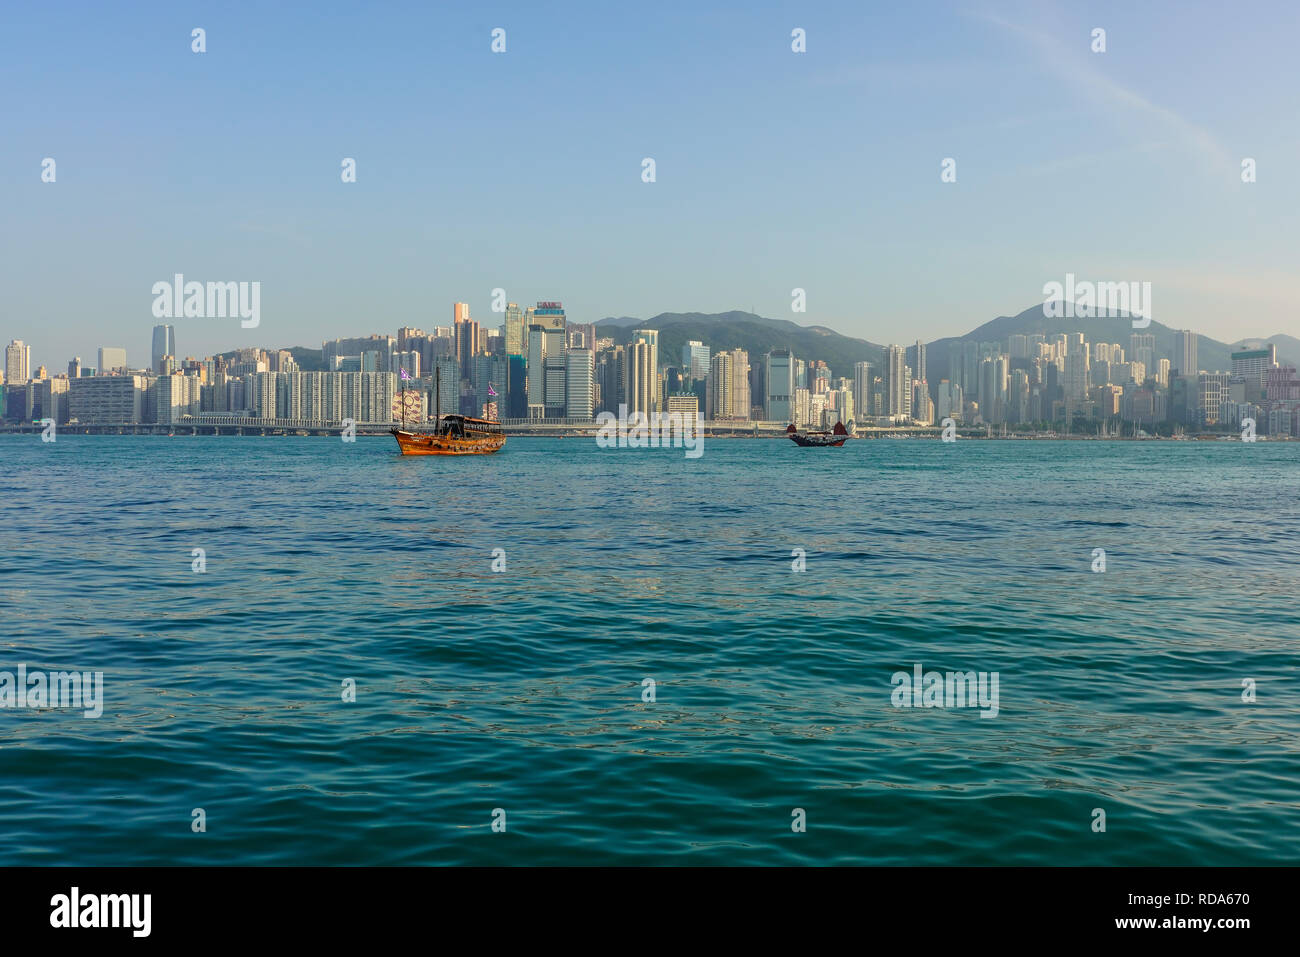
(5, 0, 1299, 369)
(6, 294, 1296, 381)
(7, 296, 1297, 437)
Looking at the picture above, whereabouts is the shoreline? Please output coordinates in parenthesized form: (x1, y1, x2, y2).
(0, 426, 1280, 442)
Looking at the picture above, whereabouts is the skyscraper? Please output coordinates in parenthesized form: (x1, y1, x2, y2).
(853, 361, 873, 419)
(627, 340, 653, 417)
(682, 340, 710, 382)
(728, 349, 750, 420)
(632, 329, 659, 414)
(565, 348, 594, 419)
(883, 345, 907, 417)
(504, 303, 525, 356)
(765, 350, 794, 422)
(6, 340, 31, 385)
(1175, 329, 1198, 376)
(152, 324, 176, 374)
(706, 351, 733, 420)
(455, 315, 480, 379)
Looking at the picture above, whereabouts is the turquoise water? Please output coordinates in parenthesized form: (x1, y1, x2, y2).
(1, 434, 1297, 865)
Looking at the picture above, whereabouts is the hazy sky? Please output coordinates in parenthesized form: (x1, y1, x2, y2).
(4, 0, 1297, 371)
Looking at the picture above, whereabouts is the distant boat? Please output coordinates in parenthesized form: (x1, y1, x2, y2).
(786, 422, 849, 447)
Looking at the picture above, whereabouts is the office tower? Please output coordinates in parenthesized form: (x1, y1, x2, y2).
(683, 340, 710, 382)
(631, 329, 659, 414)
(68, 375, 145, 423)
(504, 303, 525, 355)
(542, 355, 567, 417)
(6, 340, 32, 384)
(68, 357, 82, 379)
(1176, 329, 1198, 376)
(666, 393, 699, 428)
(883, 345, 907, 416)
(565, 348, 594, 419)
(527, 325, 547, 410)
(504, 354, 526, 418)
(1196, 373, 1232, 426)
(765, 350, 794, 422)
(453, 302, 470, 325)
(97, 347, 128, 375)
(1231, 346, 1276, 385)
(151, 324, 176, 374)
(531, 302, 566, 330)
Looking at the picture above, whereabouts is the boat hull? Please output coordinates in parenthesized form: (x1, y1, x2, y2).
(789, 434, 847, 447)
(391, 428, 505, 455)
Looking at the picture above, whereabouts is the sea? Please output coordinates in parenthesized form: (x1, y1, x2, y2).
(1, 434, 1297, 865)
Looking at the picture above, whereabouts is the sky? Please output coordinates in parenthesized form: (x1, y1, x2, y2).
(3, 0, 1298, 371)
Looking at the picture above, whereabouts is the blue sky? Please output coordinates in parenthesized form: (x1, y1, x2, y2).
(3, 0, 1297, 370)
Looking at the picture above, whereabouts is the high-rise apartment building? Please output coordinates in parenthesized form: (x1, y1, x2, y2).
(627, 340, 654, 417)
(631, 329, 659, 414)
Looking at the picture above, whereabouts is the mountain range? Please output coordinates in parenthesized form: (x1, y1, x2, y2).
(596, 307, 1297, 379)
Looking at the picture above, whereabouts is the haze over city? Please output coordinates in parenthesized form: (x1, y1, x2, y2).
(5, 0, 1298, 371)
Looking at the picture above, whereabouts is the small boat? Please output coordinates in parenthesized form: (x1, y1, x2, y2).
(787, 422, 849, 447)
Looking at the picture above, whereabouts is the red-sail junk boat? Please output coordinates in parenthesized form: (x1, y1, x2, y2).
(787, 422, 850, 447)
